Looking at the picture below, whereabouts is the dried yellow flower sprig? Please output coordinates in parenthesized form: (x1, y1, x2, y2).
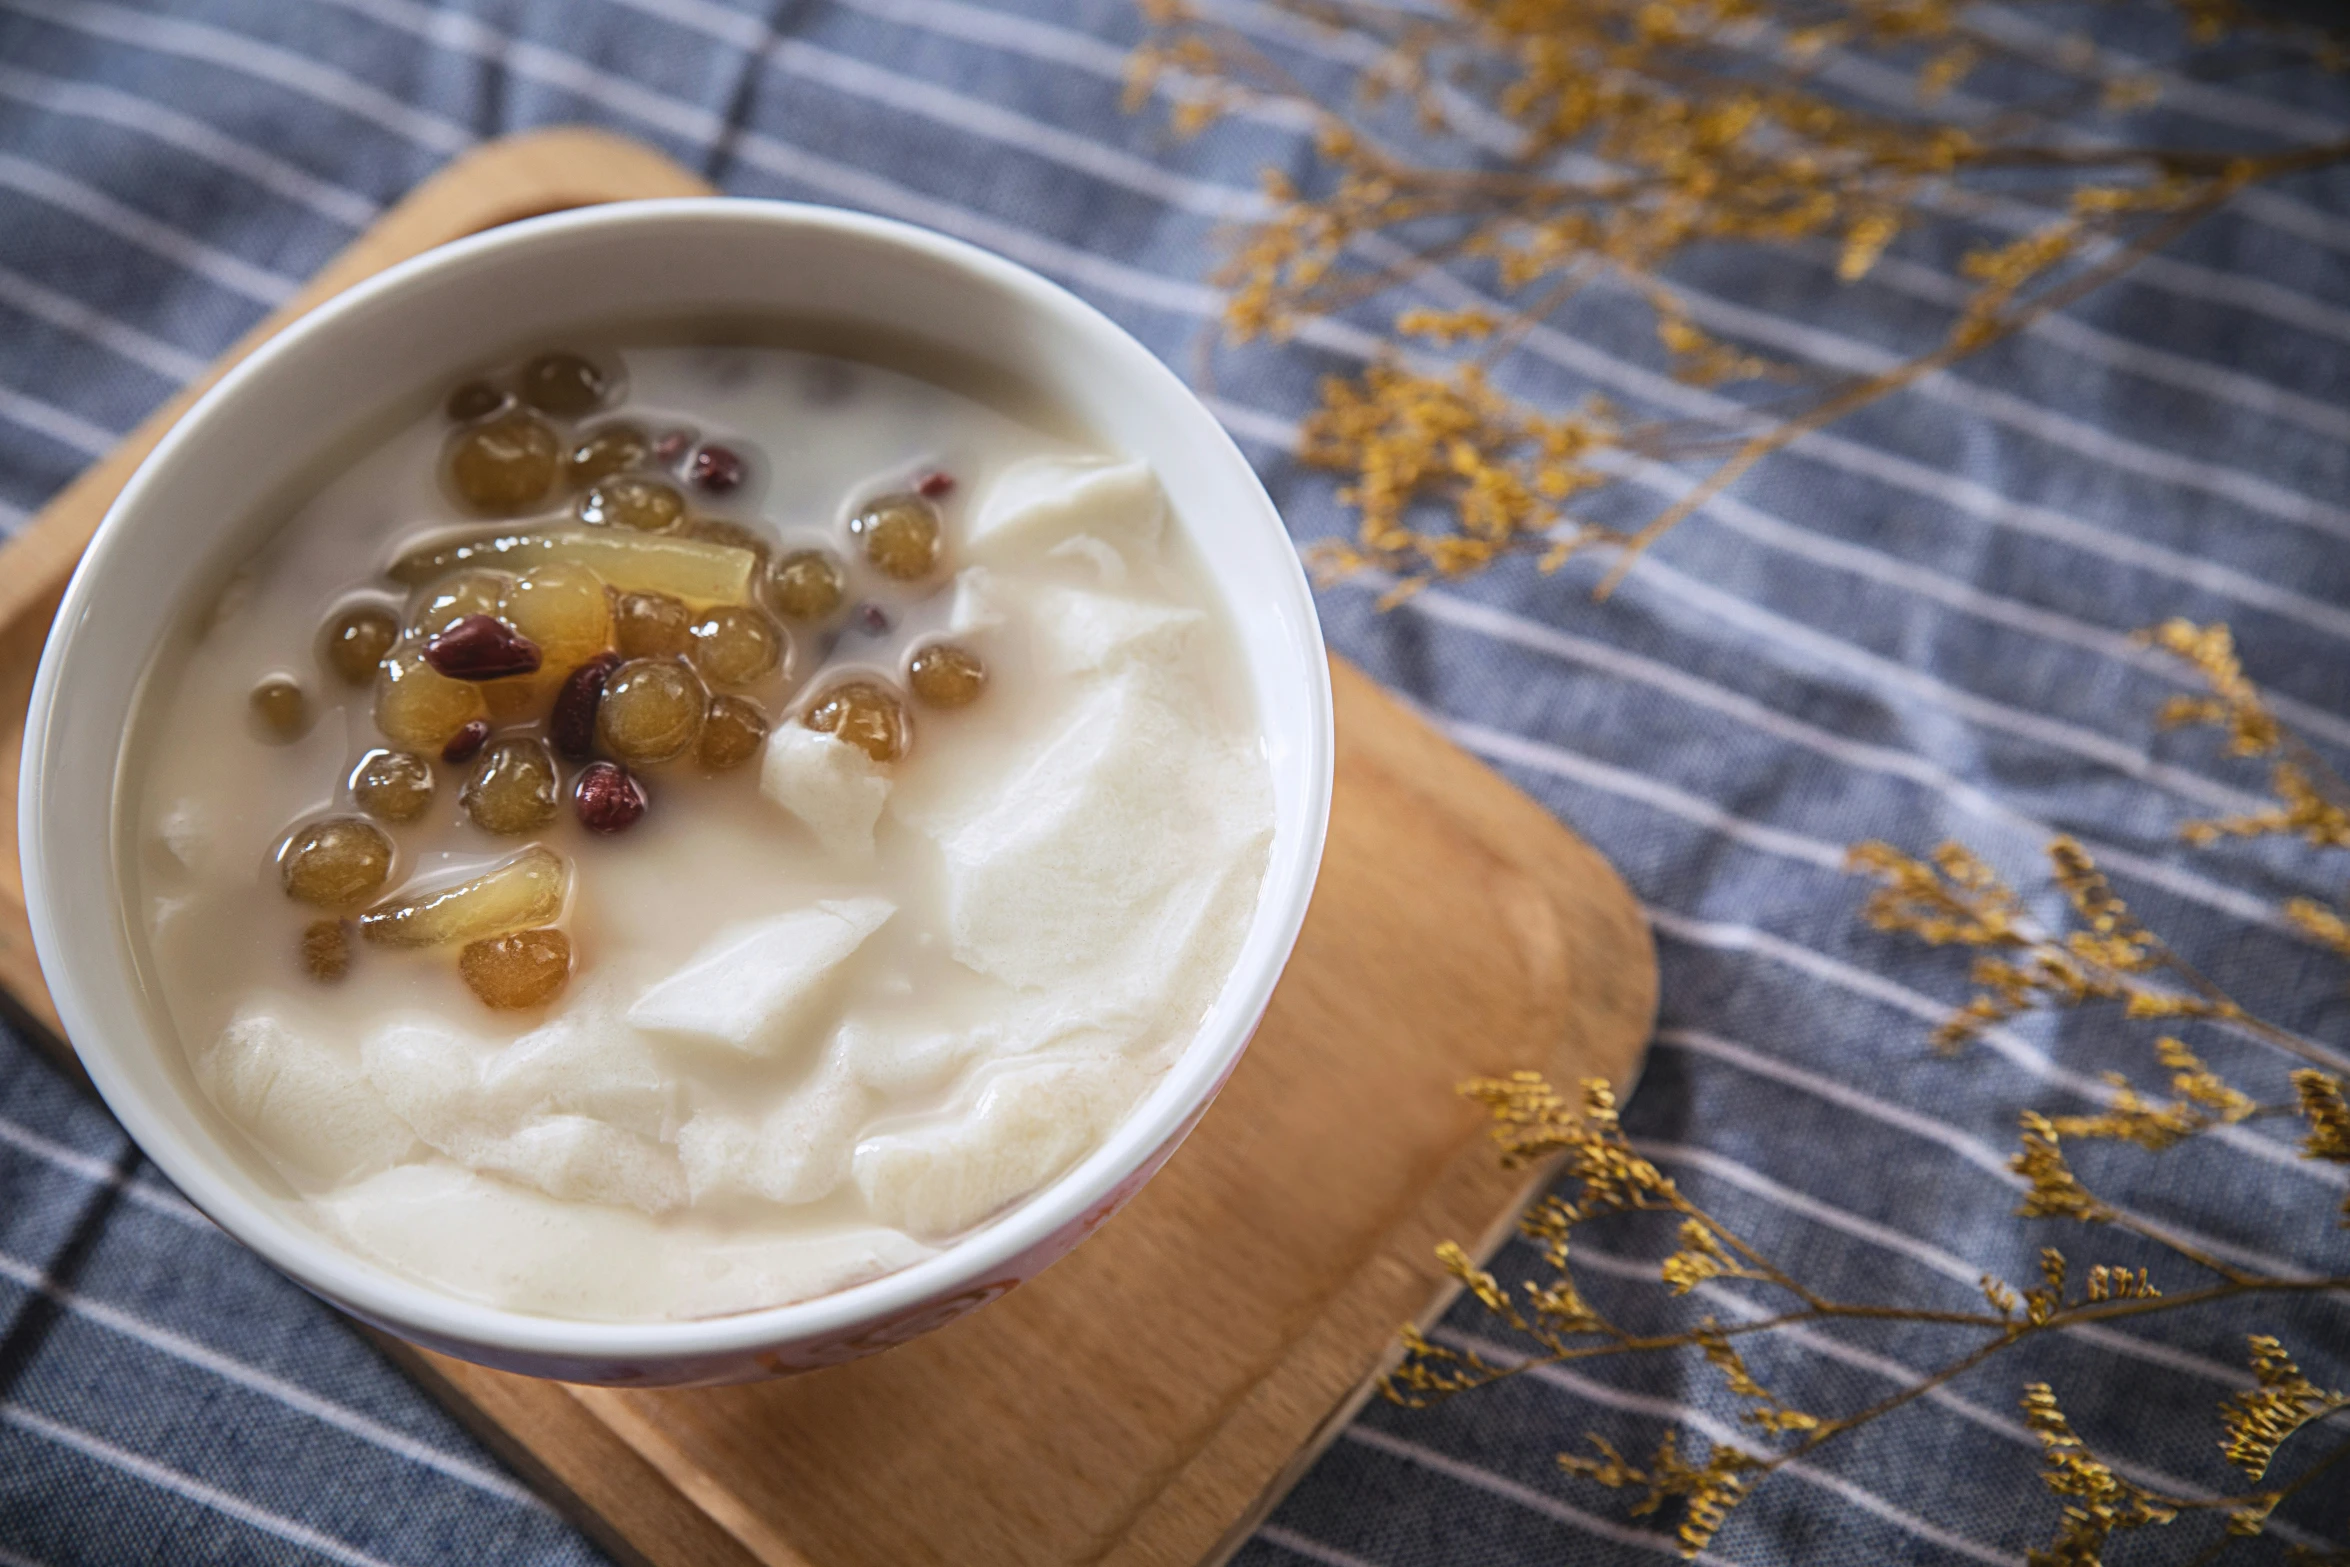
(1297, 361, 1616, 603)
(1132, 2, 2350, 597)
(1388, 1073, 2350, 1557)
(1849, 835, 2350, 1077)
(1391, 621, 2350, 1556)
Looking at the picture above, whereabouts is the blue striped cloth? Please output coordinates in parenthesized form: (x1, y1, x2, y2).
(3, 2, 2347, 1562)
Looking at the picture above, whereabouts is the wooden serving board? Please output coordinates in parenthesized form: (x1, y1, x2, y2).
(0, 130, 1655, 1567)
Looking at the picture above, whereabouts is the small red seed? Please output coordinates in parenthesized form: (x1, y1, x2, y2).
(688, 444, 745, 494)
(424, 614, 542, 681)
(651, 427, 695, 467)
(549, 652, 622, 760)
(574, 760, 647, 833)
(857, 602, 892, 635)
(442, 719, 491, 764)
(916, 470, 954, 498)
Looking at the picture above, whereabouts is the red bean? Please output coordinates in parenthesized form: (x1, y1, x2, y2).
(549, 652, 622, 760)
(442, 719, 491, 764)
(573, 760, 648, 833)
(688, 444, 745, 495)
(424, 614, 542, 681)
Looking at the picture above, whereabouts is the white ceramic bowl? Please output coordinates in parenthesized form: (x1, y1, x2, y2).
(19, 200, 1333, 1386)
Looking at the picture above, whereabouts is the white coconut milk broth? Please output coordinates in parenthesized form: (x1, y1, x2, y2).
(127, 334, 1270, 1319)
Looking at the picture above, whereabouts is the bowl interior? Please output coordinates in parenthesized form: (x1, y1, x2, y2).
(23, 200, 1332, 1365)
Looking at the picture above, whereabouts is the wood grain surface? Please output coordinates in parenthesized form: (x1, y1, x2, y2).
(0, 128, 1656, 1567)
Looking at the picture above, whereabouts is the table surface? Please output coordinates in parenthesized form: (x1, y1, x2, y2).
(2, 3, 2348, 1564)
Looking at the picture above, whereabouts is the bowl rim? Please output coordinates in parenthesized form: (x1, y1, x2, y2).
(20, 196, 1334, 1364)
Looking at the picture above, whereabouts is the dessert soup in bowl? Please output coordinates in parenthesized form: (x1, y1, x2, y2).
(22, 201, 1332, 1384)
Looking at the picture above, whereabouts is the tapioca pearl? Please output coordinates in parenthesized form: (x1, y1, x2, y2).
(567, 421, 650, 488)
(447, 409, 560, 516)
(321, 604, 399, 685)
(907, 642, 985, 709)
(460, 738, 561, 835)
(597, 658, 707, 766)
(767, 549, 845, 621)
(349, 749, 435, 823)
(690, 604, 784, 688)
(848, 494, 941, 581)
(518, 351, 610, 417)
(279, 818, 393, 907)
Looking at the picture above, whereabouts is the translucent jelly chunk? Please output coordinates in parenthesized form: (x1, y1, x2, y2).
(460, 928, 572, 1009)
(576, 476, 684, 533)
(389, 530, 756, 605)
(388, 530, 559, 585)
(502, 562, 611, 673)
(597, 658, 705, 766)
(280, 817, 394, 908)
(766, 549, 844, 620)
(321, 603, 399, 685)
(689, 604, 784, 687)
(682, 518, 769, 567)
(566, 421, 647, 488)
(358, 845, 569, 949)
(480, 675, 546, 724)
(847, 493, 942, 580)
(460, 738, 560, 834)
(349, 748, 434, 823)
(614, 590, 693, 659)
(543, 532, 755, 605)
(374, 644, 489, 750)
(802, 679, 908, 764)
(447, 409, 560, 516)
(409, 570, 513, 638)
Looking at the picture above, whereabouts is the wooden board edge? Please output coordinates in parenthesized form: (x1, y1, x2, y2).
(373, 1330, 770, 1567)
(1190, 1155, 1562, 1567)
(562, 1386, 824, 1567)
(1100, 672, 1654, 1565)
(1328, 661, 1657, 1089)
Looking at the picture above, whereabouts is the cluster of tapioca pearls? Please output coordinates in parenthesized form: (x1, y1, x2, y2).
(252, 354, 991, 1009)
(440, 349, 750, 521)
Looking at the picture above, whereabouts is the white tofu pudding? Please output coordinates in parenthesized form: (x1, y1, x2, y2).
(127, 335, 1273, 1322)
